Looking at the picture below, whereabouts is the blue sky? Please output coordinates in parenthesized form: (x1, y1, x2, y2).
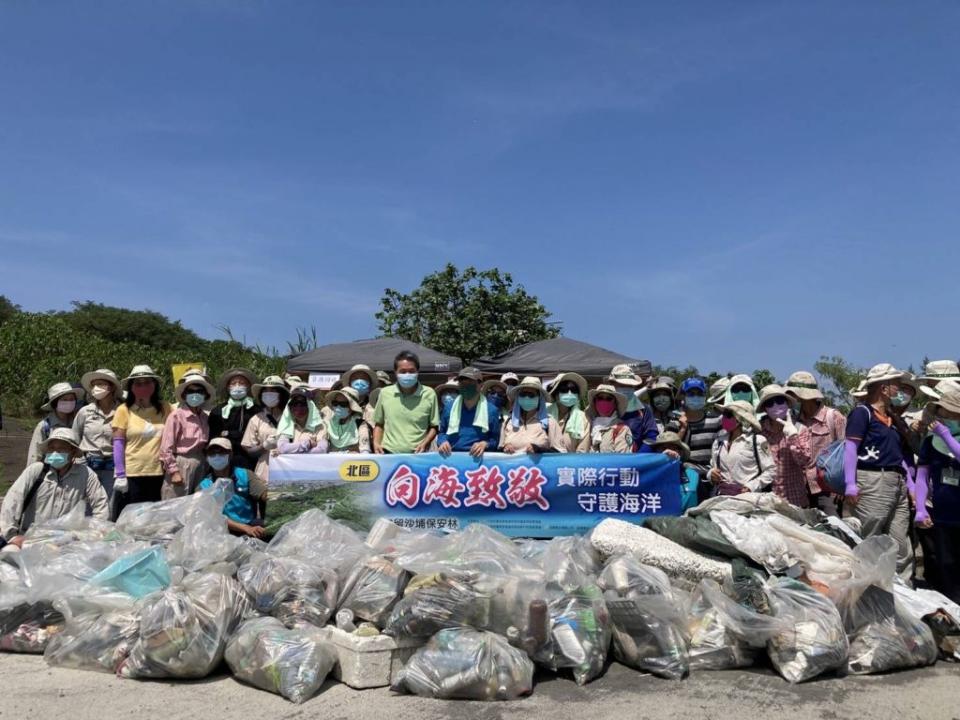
(2, 1, 959, 378)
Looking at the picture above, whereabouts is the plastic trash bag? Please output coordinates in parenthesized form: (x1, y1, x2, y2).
(90, 546, 171, 599)
(383, 571, 492, 639)
(766, 577, 848, 683)
(17, 539, 151, 598)
(44, 591, 140, 673)
(116, 482, 229, 543)
(238, 556, 338, 628)
(893, 585, 960, 662)
(118, 572, 249, 679)
(337, 555, 409, 626)
(685, 583, 757, 671)
(0, 589, 64, 653)
(225, 617, 337, 703)
(267, 509, 367, 579)
(22, 504, 122, 547)
(166, 493, 246, 573)
(598, 555, 689, 679)
(392, 627, 534, 701)
(844, 586, 938, 674)
(643, 516, 742, 561)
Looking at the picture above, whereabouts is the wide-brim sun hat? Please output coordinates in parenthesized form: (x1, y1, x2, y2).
(587, 383, 628, 416)
(124, 365, 162, 388)
(325, 387, 364, 415)
(931, 390, 960, 417)
(251, 375, 288, 403)
(81, 369, 123, 401)
(38, 427, 82, 455)
(708, 377, 731, 404)
(757, 384, 791, 409)
(217, 368, 258, 397)
(42, 381, 85, 411)
(784, 371, 824, 402)
(481, 379, 508, 396)
(862, 363, 907, 387)
(919, 360, 960, 385)
(175, 372, 217, 410)
(899, 373, 919, 395)
(508, 376, 549, 403)
(721, 400, 761, 432)
(607, 364, 643, 387)
(341, 364, 380, 389)
(920, 378, 960, 401)
(639, 376, 676, 401)
(549, 372, 588, 400)
(436, 377, 459, 396)
(644, 431, 691, 461)
(287, 378, 315, 398)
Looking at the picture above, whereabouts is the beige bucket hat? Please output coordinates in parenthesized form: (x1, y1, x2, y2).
(81, 369, 123, 401)
(508, 376, 549, 402)
(38, 427, 83, 455)
(341, 364, 379, 389)
(325, 386, 363, 415)
(175, 372, 217, 410)
(920, 378, 960, 401)
(919, 360, 960, 385)
(708, 377, 731, 404)
(757, 384, 791, 409)
(851, 363, 908, 398)
(217, 368, 257, 397)
(587, 383, 629, 416)
(549, 372, 588, 400)
(644, 430, 691, 461)
(124, 364, 162, 387)
(721, 400, 762, 432)
(607, 364, 643, 387)
(251, 375, 288, 403)
(41, 382, 84, 411)
(784, 371, 824, 401)
(931, 390, 960, 417)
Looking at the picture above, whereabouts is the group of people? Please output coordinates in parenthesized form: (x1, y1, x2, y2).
(3, 351, 960, 602)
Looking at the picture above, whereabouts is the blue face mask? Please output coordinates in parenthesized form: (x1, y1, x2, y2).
(333, 406, 350, 419)
(207, 454, 230, 471)
(350, 379, 371, 395)
(890, 391, 910, 408)
(185, 392, 206, 408)
(518, 395, 539, 412)
(229, 385, 248, 401)
(487, 393, 505, 408)
(396, 373, 418, 389)
(45, 451, 70, 469)
(685, 396, 706, 411)
(558, 391, 579, 408)
(441, 394, 456, 409)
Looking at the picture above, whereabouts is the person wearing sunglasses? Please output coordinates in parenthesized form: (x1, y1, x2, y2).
(437, 368, 500, 458)
(757, 384, 813, 508)
(323, 387, 371, 453)
(275, 383, 328, 455)
(585, 384, 634, 453)
(547, 372, 591, 453)
(481, 378, 511, 421)
(708, 400, 774, 495)
(500, 377, 566, 454)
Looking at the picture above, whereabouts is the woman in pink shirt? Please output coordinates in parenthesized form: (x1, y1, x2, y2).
(159, 371, 214, 499)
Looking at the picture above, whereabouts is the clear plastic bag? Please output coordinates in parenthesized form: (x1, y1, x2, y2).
(766, 577, 848, 683)
(0, 591, 64, 654)
(238, 556, 338, 628)
(116, 482, 229, 543)
(119, 572, 249, 679)
(709, 511, 796, 574)
(166, 493, 245, 573)
(22, 504, 121, 547)
(17, 539, 151, 600)
(89, 546, 171, 599)
(383, 571, 492, 639)
(598, 555, 689, 679)
(337, 555, 409, 626)
(392, 627, 534, 701)
(225, 617, 337, 703)
(44, 591, 140, 673)
(844, 586, 938, 674)
(267, 509, 367, 579)
(685, 582, 757, 671)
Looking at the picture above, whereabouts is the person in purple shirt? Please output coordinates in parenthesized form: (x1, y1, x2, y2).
(607, 364, 657, 453)
(437, 367, 500, 458)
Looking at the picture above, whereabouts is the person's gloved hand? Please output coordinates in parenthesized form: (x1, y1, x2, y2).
(114, 475, 129, 492)
(776, 415, 799, 438)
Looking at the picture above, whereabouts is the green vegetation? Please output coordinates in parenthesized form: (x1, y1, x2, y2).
(264, 484, 371, 535)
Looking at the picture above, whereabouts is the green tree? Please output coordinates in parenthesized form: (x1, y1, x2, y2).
(376, 264, 560, 363)
(751, 368, 777, 390)
(814, 355, 866, 412)
(57, 301, 205, 352)
(0, 295, 21, 325)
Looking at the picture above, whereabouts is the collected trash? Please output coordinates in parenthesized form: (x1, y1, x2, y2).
(225, 617, 337, 703)
(337, 555, 409, 626)
(44, 592, 140, 673)
(392, 627, 534, 700)
(238, 556, 338, 628)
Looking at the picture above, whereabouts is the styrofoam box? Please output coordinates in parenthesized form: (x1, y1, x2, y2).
(325, 626, 425, 689)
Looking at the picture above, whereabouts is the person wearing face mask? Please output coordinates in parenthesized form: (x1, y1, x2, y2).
(373, 351, 439, 454)
(607, 364, 656, 453)
(73, 369, 123, 498)
(112, 365, 173, 512)
(208, 368, 260, 470)
(436, 367, 501, 458)
(708, 400, 775, 495)
(435, 378, 460, 417)
(276, 382, 329, 454)
(642, 376, 678, 434)
(784, 371, 846, 516)
(757, 384, 813, 508)
(339, 364, 381, 436)
(843, 363, 915, 580)
(668, 377, 723, 500)
(0, 428, 109, 549)
(324, 387, 372, 453)
(481, 379, 511, 422)
(242, 376, 289, 494)
(198, 438, 266, 539)
(500, 376, 567, 454)
(26, 382, 84, 466)
(548, 372, 591, 453)
(718, 374, 760, 408)
(585, 384, 633, 453)
(158, 371, 215, 499)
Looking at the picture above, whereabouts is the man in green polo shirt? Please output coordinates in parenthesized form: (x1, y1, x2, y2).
(373, 350, 439, 454)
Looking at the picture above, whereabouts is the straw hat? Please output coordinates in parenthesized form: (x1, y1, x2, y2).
(863, 363, 907, 387)
(175, 372, 217, 410)
(931, 390, 960, 417)
(124, 365, 161, 387)
(708, 377, 731, 404)
(757, 384, 791, 409)
(721, 400, 761, 432)
(920, 378, 960, 401)
(508, 376, 549, 402)
(341, 364, 379, 389)
(644, 431, 691, 461)
(38, 427, 82, 455)
(205, 438, 233, 454)
(41, 382, 84, 411)
(639, 376, 676, 401)
(587, 383, 628, 416)
(607, 364, 643, 387)
(251, 375, 288, 403)
(481, 379, 508, 396)
(919, 360, 960, 385)
(217, 368, 257, 396)
(549, 372, 588, 400)
(784, 371, 824, 402)
(325, 386, 363, 415)
(81, 369, 122, 401)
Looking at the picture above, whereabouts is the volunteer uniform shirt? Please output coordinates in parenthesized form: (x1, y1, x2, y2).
(72, 403, 116, 457)
(112, 402, 173, 476)
(919, 436, 960, 526)
(373, 384, 439, 453)
(845, 404, 903, 469)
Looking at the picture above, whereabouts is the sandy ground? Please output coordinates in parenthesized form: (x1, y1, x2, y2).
(2, 654, 959, 720)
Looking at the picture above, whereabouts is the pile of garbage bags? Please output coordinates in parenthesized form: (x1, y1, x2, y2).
(2, 486, 960, 704)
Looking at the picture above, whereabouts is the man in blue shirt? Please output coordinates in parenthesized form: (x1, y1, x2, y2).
(437, 367, 501, 458)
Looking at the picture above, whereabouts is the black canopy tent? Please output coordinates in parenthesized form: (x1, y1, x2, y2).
(473, 337, 644, 380)
(286, 337, 462, 383)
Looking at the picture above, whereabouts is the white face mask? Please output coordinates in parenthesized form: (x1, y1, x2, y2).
(90, 385, 111, 401)
(261, 391, 281, 408)
(56, 399, 77, 414)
